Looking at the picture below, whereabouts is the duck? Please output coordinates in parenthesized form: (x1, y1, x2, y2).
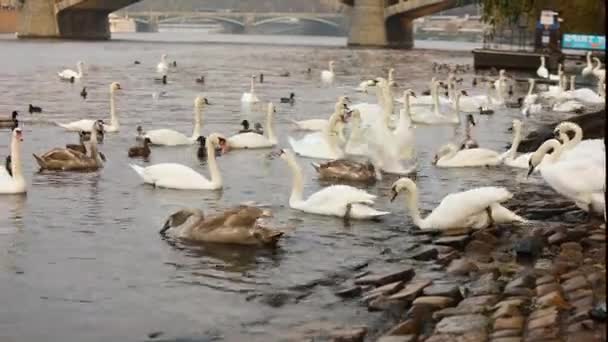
(227, 102, 277, 149)
(0, 127, 26, 194)
(277, 148, 389, 220)
(478, 106, 494, 115)
(33, 121, 105, 172)
(28, 104, 42, 114)
(433, 142, 501, 167)
(537, 56, 549, 78)
(65, 130, 107, 162)
(196, 136, 207, 159)
(134, 60, 141, 65)
(80, 87, 87, 99)
(472, 77, 478, 87)
(259, 73, 264, 83)
(159, 206, 284, 246)
(321, 60, 335, 84)
(311, 159, 378, 184)
(57, 82, 122, 133)
(288, 107, 347, 160)
(289, 96, 349, 132)
(241, 75, 260, 104)
(460, 114, 479, 149)
(528, 139, 605, 217)
(145, 96, 208, 146)
(154, 75, 167, 84)
(195, 75, 205, 84)
(389, 178, 526, 230)
(279, 71, 290, 77)
(280, 93, 295, 104)
(58, 61, 84, 81)
(128, 137, 151, 159)
(130, 133, 228, 190)
(581, 52, 594, 78)
(0, 111, 18, 129)
(157, 54, 169, 75)
(135, 125, 146, 143)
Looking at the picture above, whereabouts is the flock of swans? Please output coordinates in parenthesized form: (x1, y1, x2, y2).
(0, 53, 605, 247)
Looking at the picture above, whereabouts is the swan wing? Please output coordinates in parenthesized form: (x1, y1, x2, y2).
(241, 92, 259, 103)
(425, 187, 513, 228)
(290, 119, 328, 131)
(305, 184, 376, 207)
(288, 136, 336, 160)
(58, 69, 78, 79)
(438, 148, 500, 167)
(227, 132, 272, 149)
(542, 161, 605, 200)
(131, 163, 212, 189)
(157, 62, 168, 74)
(145, 129, 191, 146)
(57, 119, 95, 132)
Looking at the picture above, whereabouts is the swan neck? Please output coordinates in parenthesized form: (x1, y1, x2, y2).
(191, 105, 203, 140)
(206, 141, 222, 187)
(403, 187, 423, 228)
(77, 64, 83, 77)
(266, 107, 277, 143)
(527, 81, 534, 96)
(109, 89, 118, 128)
(325, 116, 342, 157)
(564, 125, 583, 150)
(10, 135, 23, 182)
(250, 78, 255, 93)
(286, 156, 304, 205)
(508, 125, 522, 158)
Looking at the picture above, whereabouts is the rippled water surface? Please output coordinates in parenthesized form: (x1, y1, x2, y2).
(0, 33, 575, 342)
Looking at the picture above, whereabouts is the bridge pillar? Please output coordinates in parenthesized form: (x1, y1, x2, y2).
(386, 15, 414, 48)
(347, 0, 387, 47)
(57, 10, 111, 39)
(17, 0, 59, 38)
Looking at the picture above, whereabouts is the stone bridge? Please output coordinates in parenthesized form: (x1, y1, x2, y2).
(17, 0, 470, 46)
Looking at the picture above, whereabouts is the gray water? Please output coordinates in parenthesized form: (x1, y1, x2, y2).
(0, 32, 563, 342)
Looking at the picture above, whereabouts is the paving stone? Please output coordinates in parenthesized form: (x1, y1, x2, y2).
(446, 258, 478, 276)
(505, 274, 536, 290)
(376, 335, 417, 342)
(536, 283, 560, 297)
(330, 326, 367, 342)
(412, 296, 454, 310)
(354, 267, 415, 287)
(566, 288, 593, 302)
(536, 275, 556, 286)
(492, 298, 527, 311)
(434, 295, 499, 319)
(466, 272, 502, 296)
(527, 310, 559, 330)
(493, 316, 524, 331)
(536, 291, 568, 309)
(561, 275, 589, 292)
(423, 282, 461, 300)
(409, 245, 439, 261)
(570, 296, 593, 311)
(435, 235, 471, 249)
(528, 306, 558, 321)
(490, 329, 521, 338)
(363, 281, 405, 299)
(492, 304, 522, 319)
(386, 319, 418, 336)
(435, 314, 488, 334)
(525, 326, 560, 341)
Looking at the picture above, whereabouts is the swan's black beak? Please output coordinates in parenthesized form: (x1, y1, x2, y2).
(410, 92, 417, 98)
(390, 187, 398, 202)
(467, 115, 476, 126)
(526, 160, 535, 178)
(204, 98, 211, 105)
(160, 219, 171, 236)
(553, 129, 561, 140)
(432, 154, 439, 165)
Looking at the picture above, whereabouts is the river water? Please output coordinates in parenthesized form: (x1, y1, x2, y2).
(0, 32, 580, 342)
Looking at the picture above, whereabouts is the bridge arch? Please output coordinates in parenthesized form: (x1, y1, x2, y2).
(253, 16, 340, 29)
(157, 15, 244, 28)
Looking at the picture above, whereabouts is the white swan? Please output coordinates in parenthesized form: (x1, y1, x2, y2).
(227, 102, 277, 149)
(344, 109, 369, 157)
(552, 99, 584, 113)
(321, 60, 335, 84)
(554, 122, 604, 164)
(392, 89, 416, 159)
(58, 61, 84, 81)
(565, 75, 605, 103)
(157, 54, 169, 75)
(278, 148, 389, 220)
(549, 64, 562, 81)
(521, 103, 542, 117)
(537, 55, 549, 78)
(241, 75, 260, 104)
(390, 178, 526, 230)
(523, 78, 539, 105)
(410, 90, 461, 125)
(582, 52, 594, 78)
(499, 119, 548, 170)
(288, 108, 346, 160)
(57, 82, 121, 133)
(528, 139, 605, 217)
(0, 127, 26, 194)
(145, 96, 208, 146)
(592, 57, 605, 79)
(289, 96, 348, 132)
(434, 143, 501, 167)
(130, 134, 228, 190)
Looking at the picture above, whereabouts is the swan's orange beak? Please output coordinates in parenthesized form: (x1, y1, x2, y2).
(219, 140, 230, 154)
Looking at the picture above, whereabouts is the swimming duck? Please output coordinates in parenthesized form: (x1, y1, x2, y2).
(28, 104, 42, 114)
(80, 87, 87, 100)
(135, 125, 146, 143)
(160, 206, 284, 247)
(280, 93, 295, 104)
(154, 75, 167, 84)
(460, 114, 479, 149)
(0, 111, 18, 128)
(128, 137, 151, 159)
(478, 106, 494, 115)
(195, 75, 205, 84)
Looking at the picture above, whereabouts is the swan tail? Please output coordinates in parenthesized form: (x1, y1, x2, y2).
(32, 154, 47, 170)
(490, 203, 527, 224)
(129, 164, 146, 180)
(288, 119, 301, 128)
(311, 162, 320, 172)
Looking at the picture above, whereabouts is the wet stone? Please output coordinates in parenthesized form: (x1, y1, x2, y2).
(493, 298, 528, 310)
(567, 319, 595, 333)
(527, 311, 559, 330)
(354, 267, 415, 287)
(335, 286, 362, 298)
(368, 295, 403, 312)
(525, 326, 560, 341)
(425, 332, 487, 342)
(536, 283, 560, 297)
(330, 326, 367, 342)
(466, 272, 502, 296)
(494, 316, 524, 331)
(386, 319, 418, 336)
(490, 329, 521, 338)
(390, 279, 432, 301)
(588, 234, 606, 242)
(440, 227, 473, 236)
(435, 314, 488, 334)
(447, 258, 478, 276)
(570, 296, 593, 311)
(560, 270, 582, 281)
(437, 250, 460, 265)
(409, 245, 439, 261)
(537, 291, 568, 309)
(586, 272, 605, 287)
(434, 295, 499, 319)
(503, 287, 534, 297)
(558, 249, 583, 264)
(562, 275, 589, 293)
(536, 275, 556, 286)
(513, 236, 544, 259)
(471, 230, 498, 245)
(492, 304, 522, 319)
(548, 232, 568, 245)
(560, 242, 583, 252)
(505, 274, 536, 290)
(376, 335, 417, 342)
(465, 240, 494, 255)
(566, 288, 593, 302)
(435, 235, 471, 249)
(434, 245, 456, 254)
(364, 281, 405, 298)
(529, 306, 558, 321)
(423, 282, 462, 300)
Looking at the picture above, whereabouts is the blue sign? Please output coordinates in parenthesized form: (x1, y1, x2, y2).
(562, 34, 606, 50)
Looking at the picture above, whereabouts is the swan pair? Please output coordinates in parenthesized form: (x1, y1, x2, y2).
(146, 96, 209, 146)
(0, 127, 26, 194)
(241, 75, 260, 104)
(390, 178, 526, 230)
(227, 102, 277, 149)
(277, 148, 388, 220)
(58, 82, 121, 133)
(160, 206, 284, 246)
(58, 61, 84, 81)
(130, 134, 228, 190)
